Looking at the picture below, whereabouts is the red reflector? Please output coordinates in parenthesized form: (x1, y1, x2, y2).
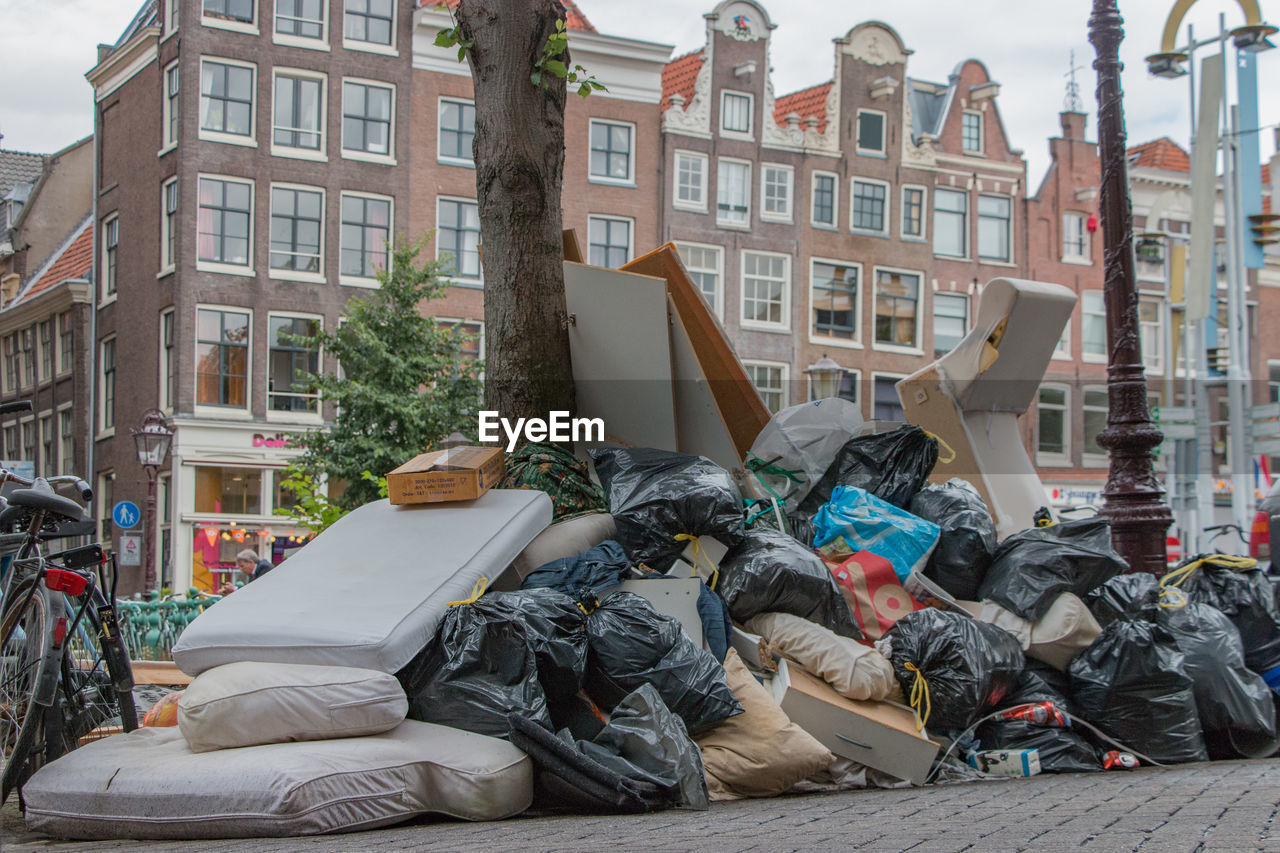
(54, 617, 67, 646)
(44, 569, 88, 597)
(1250, 511, 1271, 560)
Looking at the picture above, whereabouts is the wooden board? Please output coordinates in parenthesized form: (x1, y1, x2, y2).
(667, 295, 742, 472)
(131, 660, 193, 686)
(562, 228, 584, 264)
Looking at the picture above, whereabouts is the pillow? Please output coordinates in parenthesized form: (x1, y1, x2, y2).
(746, 612, 896, 701)
(694, 648, 833, 800)
(512, 513, 617, 579)
(178, 661, 407, 753)
(1028, 592, 1101, 671)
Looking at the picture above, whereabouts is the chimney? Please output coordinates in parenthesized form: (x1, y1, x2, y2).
(1060, 111, 1087, 141)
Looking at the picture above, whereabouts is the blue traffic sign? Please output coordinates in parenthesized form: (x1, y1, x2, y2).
(112, 501, 141, 529)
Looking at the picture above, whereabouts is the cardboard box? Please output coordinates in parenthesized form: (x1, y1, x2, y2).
(770, 659, 940, 785)
(386, 446, 505, 505)
(966, 748, 1041, 777)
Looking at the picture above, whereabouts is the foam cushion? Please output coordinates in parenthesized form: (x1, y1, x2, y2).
(694, 648, 833, 801)
(178, 661, 407, 753)
(746, 612, 896, 702)
(1028, 592, 1101, 671)
(512, 512, 617, 579)
(172, 490, 552, 676)
(23, 721, 532, 839)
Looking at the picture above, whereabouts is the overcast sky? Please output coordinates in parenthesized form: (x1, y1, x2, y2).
(2, 0, 1277, 187)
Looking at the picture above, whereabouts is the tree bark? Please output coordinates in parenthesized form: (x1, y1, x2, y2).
(457, 0, 576, 424)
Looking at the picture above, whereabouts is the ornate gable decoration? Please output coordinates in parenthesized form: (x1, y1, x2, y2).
(841, 23, 909, 67)
(715, 2, 768, 42)
(663, 53, 713, 137)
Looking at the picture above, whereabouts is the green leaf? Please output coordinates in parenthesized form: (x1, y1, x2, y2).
(555, 18, 565, 31)
(578, 82, 591, 98)
(531, 70, 542, 86)
(457, 43, 467, 61)
(544, 59, 567, 78)
(434, 28, 457, 47)
(590, 80, 608, 91)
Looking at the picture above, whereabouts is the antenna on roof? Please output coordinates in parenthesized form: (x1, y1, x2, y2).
(1064, 49, 1085, 113)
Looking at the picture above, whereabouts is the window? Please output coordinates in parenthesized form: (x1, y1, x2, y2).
(20, 421, 33, 463)
(588, 216, 632, 268)
(673, 151, 707, 211)
(203, 0, 254, 25)
(163, 62, 179, 148)
(933, 292, 969, 357)
(588, 120, 634, 184)
(851, 179, 888, 234)
(268, 315, 320, 412)
(160, 309, 175, 410)
(269, 186, 323, 275)
(1269, 361, 1280, 404)
(340, 194, 391, 281)
(716, 159, 750, 226)
(3, 425, 16, 459)
(856, 110, 885, 154)
(1037, 385, 1069, 460)
(197, 177, 253, 269)
(874, 268, 921, 349)
(1053, 320, 1071, 359)
(342, 81, 393, 159)
(1063, 212, 1090, 261)
(811, 172, 837, 228)
(166, 0, 179, 34)
(721, 91, 752, 135)
(436, 198, 481, 280)
(811, 260, 859, 342)
(161, 178, 179, 270)
(962, 111, 983, 153)
(103, 216, 118, 297)
(902, 186, 925, 239)
(199, 59, 254, 140)
(343, 0, 393, 48)
(196, 308, 250, 407)
(675, 243, 722, 317)
(100, 338, 116, 431)
(39, 416, 52, 471)
(1140, 297, 1163, 373)
(933, 188, 967, 257)
(760, 165, 793, 222)
(873, 376, 905, 422)
(1082, 290, 1106, 360)
(273, 72, 324, 152)
(3, 335, 16, 392)
(741, 251, 789, 329)
(57, 312, 72, 373)
(437, 98, 473, 165)
(1083, 387, 1108, 461)
(975, 194, 1011, 262)
(38, 321, 52, 380)
(21, 331, 33, 387)
(744, 362, 786, 413)
(194, 466, 262, 515)
(275, 0, 324, 40)
(59, 410, 73, 469)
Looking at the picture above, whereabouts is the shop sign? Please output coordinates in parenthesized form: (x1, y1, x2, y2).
(252, 433, 290, 449)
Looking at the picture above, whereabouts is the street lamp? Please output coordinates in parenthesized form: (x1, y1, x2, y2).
(132, 409, 173, 595)
(804, 355, 847, 401)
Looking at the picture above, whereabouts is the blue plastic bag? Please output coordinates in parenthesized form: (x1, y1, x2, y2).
(812, 486, 940, 583)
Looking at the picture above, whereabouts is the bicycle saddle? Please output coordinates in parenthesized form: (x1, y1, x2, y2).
(6, 478, 88, 523)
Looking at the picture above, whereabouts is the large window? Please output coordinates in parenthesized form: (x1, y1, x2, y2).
(811, 260, 859, 342)
(163, 62, 180, 147)
(741, 251, 789, 329)
(57, 312, 71, 373)
(1140, 296, 1163, 373)
(933, 188, 967, 257)
(160, 309, 175, 410)
(851, 179, 888, 233)
(673, 151, 707, 211)
(196, 308, 249, 407)
(811, 172, 837, 228)
(20, 421, 33, 463)
(39, 416, 52, 472)
(59, 410, 73, 470)
(761, 164, 793, 222)
(20, 331, 33, 387)
(1037, 385, 1069, 461)
(275, 0, 324, 40)
(273, 72, 324, 152)
(269, 186, 323, 275)
(1083, 387, 1108, 461)
(962, 111, 983, 153)
(589, 120, 634, 185)
(588, 215, 632, 268)
(721, 91, 752, 135)
(3, 335, 16, 393)
(874, 269, 920, 348)
(933, 292, 969, 357)
(194, 467, 262, 515)
(717, 159, 750, 226)
(436, 197, 481, 280)
(268, 315, 320, 412)
(103, 216, 118, 298)
(342, 80, 393, 159)
(675, 243, 721, 317)
(197, 177, 252, 269)
(161, 179, 179, 270)
(203, 0, 254, 24)
(100, 338, 116, 431)
(1063, 212, 1090, 261)
(437, 98, 474, 165)
(38, 320, 52, 380)
(340, 194, 391, 281)
(977, 194, 1011, 261)
(343, 0, 393, 48)
(744, 362, 786, 413)
(1081, 290, 1106, 360)
(873, 376, 905, 422)
(902, 186, 925, 239)
(856, 110, 885, 153)
(199, 59, 254, 139)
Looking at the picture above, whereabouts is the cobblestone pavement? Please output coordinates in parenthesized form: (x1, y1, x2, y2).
(5, 758, 1280, 852)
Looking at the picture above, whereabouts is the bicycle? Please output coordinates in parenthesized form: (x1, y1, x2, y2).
(0, 402, 137, 805)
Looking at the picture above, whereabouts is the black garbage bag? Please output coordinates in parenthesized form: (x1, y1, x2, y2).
(716, 527, 863, 640)
(1166, 555, 1280, 676)
(1068, 616, 1207, 764)
(522, 540, 632, 599)
(799, 424, 939, 514)
(884, 608, 1025, 731)
(591, 448, 745, 574)
(398, 589, 588, 738)
(1024, 658, 1076, 713)
(978, 517, 1128, 621)
(787, 510, 818, 548)
(1085, 572, 1161, 628)
(908, 479, 997, 600)
(977, 669, 1101, 773)
(584, 591, 741, 735)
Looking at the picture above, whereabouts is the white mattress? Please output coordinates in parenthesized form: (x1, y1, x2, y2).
(173, 490, 552, 676)
(23, 722, 533, 839)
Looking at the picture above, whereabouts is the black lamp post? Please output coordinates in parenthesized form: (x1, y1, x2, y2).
(132, 409, 173, 594)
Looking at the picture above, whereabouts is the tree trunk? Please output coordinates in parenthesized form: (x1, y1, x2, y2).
(457, 0, 576, 424)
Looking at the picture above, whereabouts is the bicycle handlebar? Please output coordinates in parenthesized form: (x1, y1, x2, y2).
(0, 471, 93, 503)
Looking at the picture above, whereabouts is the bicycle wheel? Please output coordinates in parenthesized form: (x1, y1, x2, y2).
(0, 582, 50, 803)
(50, 594, 137, 758)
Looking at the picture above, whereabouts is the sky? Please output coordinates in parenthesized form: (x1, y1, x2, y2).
(1, 0, 1277, 188)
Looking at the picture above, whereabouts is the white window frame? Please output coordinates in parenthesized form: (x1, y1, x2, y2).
(1036, 383, 1071, 466)
(716, 158, 751, 228)
(587, 214, 634, 269)
(57, 402, 74, 471)
(977, 193, 1013, 264)
(436, 96, 474, 168)
(435, 195, 481, 285)
(743, 360, 789, 413)
(98, 335, 116, 437)
(1052, 315, 1072, 361)
(273, 0, 330, 50)
(56, 311, 72, 375)
(850, 177, 891, 236)
(196, 174, 255, 275)
(1063, 211, 1091, 264)
(266, 310, 324, 422)
(341, 77, 396, 165)
(198, 56, 258, 148)
(435, 317, 486, 370)
(672, 150, 708, 213)
(674, 241, 723, 320)
(855, 108, 887, 156)
(808, 257, 863, 349)
(901, 184, 927, 241)
(164, 0, 180, 40)
(871, 372, 908, 423)
(268, 182, 326, 283)
(160, 59, 180, 153)
(339, 191, 393, 288)
(1082, 385, 1109, 467)
(100, 214, 119, 305)
(270, 67, 328, 161)
(961, 109, 984, 154)
(201, 0, 258, 35)
(719, 90, 753, 139)
(36, 320, 52, 384)
(1081, 290, 1107, 363)
(932, 291, 970, 358)
(160, 308, 176, 412)
(739, 249, 791, 332)
(342, 0, 397, 56)
(587, 118, 636, 187)
(871, 265, 924, 354)
(933, 187, 968, 259)
(194, 303, 253, 417)
(160, 177, 179, 275)
(759, 163, 794, 224)
(810, 170, 839, 230)
(1140, 294, 1164, 375)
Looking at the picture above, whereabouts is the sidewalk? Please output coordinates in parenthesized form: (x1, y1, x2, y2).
(5, 758, 1279, 852)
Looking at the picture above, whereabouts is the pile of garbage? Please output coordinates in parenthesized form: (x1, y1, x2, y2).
(19, 402, 1280, 840)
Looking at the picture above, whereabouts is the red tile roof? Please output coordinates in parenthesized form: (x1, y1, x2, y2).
(661, 49, 703, 112)
(14, 220, 92, 307)
(1126, 137, 1190, 172)
(774, 81, 832, 135)
(425, 0, 595, 32)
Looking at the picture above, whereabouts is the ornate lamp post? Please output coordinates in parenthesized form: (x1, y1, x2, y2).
(1089, 0, 1175, 574)
(804, 355, 848, 401)
(132, 409, 173, 594)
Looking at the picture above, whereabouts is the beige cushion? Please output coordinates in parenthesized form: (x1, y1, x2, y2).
(1027, 592, 1101, 671)
(511, 512, 617, 579)
(694, 648, 833, 800)
(178, 661, 407, 753)
(746, 612, 896, 702)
